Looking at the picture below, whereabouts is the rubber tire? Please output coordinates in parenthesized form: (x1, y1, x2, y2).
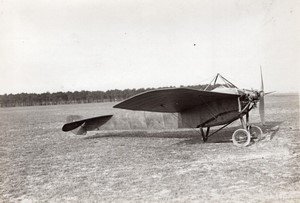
(232, 129, 251, 147)
(249, 125, 263, 141)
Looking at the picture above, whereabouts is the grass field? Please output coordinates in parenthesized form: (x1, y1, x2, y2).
(0, 94, 299, 202)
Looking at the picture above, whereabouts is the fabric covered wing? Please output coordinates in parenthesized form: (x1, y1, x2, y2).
(113, 88, 239, 113)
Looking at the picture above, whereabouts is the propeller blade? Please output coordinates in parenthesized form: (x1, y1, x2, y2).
(259, 66, 266, 125)
(260, 66, 264, 92)
(259, 95, 265, 125)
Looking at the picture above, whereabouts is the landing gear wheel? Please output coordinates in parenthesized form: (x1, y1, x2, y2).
(249, 125, 263, 141)
(232, 129, 251, 147)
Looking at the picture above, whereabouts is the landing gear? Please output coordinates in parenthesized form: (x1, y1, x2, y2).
(232, 113, 263, 147)
(232, 129, 251, 147)
(249, 125, 263, 141)
(197, 109, 263, 146)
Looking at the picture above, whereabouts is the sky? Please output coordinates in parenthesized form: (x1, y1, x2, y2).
(0, 0, 299, 94)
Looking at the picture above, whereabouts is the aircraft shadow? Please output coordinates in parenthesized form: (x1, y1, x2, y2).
(84, 121, 282, 145)
(84, 130, 201, 140)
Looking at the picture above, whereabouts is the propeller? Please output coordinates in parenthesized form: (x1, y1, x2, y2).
(259, 67, 265, 125)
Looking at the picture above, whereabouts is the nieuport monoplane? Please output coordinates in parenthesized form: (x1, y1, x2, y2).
(62, 70, 272, 147)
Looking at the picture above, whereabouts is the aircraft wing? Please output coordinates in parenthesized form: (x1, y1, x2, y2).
(113, 88, 239, 113)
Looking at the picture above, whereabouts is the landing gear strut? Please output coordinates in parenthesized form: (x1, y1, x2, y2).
(200, 127, 210, 142)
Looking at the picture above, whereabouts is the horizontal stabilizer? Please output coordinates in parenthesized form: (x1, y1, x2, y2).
(62, 115, 113, 135)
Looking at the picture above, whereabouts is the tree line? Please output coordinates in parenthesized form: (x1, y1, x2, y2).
(0, 84, 217, 107)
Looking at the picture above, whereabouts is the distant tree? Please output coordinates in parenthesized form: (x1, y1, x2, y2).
(0, 83, 221, 107)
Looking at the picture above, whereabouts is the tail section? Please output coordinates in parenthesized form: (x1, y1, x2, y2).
(62, 115, 113, 135)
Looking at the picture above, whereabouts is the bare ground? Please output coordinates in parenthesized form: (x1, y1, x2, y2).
(0, 94, 299, 202)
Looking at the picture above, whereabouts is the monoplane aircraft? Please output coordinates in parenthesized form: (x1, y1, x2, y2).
(62, 70, 272, 147)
